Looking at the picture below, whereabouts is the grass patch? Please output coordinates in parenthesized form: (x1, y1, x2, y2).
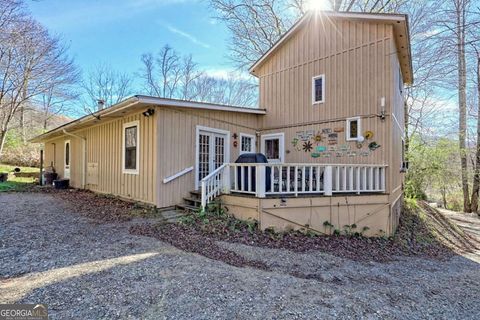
(0, 163, 38, 192)
(0, 177, 36, 192)
(0, 163, 39, 173)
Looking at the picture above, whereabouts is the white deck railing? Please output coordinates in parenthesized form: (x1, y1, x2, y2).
(200, 163, 229, 209)
(200, 163, 387, 209)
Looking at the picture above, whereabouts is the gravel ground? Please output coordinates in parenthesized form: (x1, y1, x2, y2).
(1, 192, 479, 319)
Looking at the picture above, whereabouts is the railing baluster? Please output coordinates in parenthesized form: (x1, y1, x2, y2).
(316, 166, 321, 192)
(270, 165, 274, 193)
(302, 166, 306, 192)
(247, 166, 252, 192)
(286, 165, 291, 192)
(309, 166, 313, 192)
(294, 166, 298, 196)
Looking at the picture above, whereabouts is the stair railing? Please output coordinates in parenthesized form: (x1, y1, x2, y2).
(200, 163, 230, 209)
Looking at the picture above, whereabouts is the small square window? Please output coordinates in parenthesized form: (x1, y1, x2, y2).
(346, 117, 361, 141)
(312, 75, 325, 104)
(240, 133, 256, 154)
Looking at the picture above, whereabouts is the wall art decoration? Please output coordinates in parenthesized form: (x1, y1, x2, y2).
(368, 141, 381, 151)
(335, 152, 344, 157)
(291, 138, 302, 151)
(316, 146, 327, 152)
(303, 141, 313, 152)
(334, 127, 344, 133)
(313, 131, 323, 144)
(364, 130, 374, 140)
(328, 133, 338, 141)
(360, 151, 370, 157)
(347, 151, 357, 157)
(322, 152, 332, 158)
(322, 128, 332, 134)
(297, 130, 314, 141)
(339, 144, 350, 151)
(329, 146, 337, 151)
(356, 142, 363, 149)
(311, 152, 320, 158)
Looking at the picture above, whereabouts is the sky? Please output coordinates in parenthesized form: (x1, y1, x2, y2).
(27, 0, 235, 84)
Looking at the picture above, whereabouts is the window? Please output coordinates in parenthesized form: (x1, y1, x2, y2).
(240, 133, 256, 154)
(312, 74, 325, 104)
(123, 121, 139, 174)
(65, 142, 70, 166)
(261, 133, 284, 163)
(346, 117, 361, 141)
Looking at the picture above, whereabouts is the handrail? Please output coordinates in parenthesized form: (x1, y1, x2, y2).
(200, 163, 228, 182)
(163, 166, 194, 184)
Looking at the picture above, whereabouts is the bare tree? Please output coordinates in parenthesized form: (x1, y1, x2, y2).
(140, 45, 181, 98)
(209, 0, 408, 69)
(179, 55, 202, 100)
(193, 73, 257, 106)
(0, 1, 78, 157)
(81, 63, 133, 112)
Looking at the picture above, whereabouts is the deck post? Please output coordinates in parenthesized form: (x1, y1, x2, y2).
(222, 165, 231, 194)
(324, 166, 333, 196)
(256, 164, 266, 198)
(201, 180, 207, 209)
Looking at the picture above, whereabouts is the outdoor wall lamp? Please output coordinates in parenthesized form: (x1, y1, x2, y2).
(142, 108, 155, 117)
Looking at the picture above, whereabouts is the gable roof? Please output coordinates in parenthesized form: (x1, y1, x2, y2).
(249, 11, 413, 84)
(30, 95, 265, 143)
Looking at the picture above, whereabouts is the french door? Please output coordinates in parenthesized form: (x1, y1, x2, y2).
(196, 127, 229, 189)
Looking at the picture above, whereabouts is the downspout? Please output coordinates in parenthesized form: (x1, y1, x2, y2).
(62, 129, 86, 189)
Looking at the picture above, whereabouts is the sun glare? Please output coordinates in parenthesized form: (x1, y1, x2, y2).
(305, 0, 331, 11)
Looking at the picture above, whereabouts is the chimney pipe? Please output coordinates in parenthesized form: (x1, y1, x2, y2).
(97, 99, 105, 110)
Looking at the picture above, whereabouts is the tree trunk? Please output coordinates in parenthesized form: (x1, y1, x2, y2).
(0, 129, 8, 160)
(457, 8, 471, 213)
(442, 187, 447, 209)
(471, 54, 480, 212)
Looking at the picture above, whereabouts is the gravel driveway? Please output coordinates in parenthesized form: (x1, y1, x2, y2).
(1, 193, 479, 319)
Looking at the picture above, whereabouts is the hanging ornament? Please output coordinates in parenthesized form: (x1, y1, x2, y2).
(364, 131, 374, 140)
(313, 132, 323, 144)
(368, 141, 381, 151)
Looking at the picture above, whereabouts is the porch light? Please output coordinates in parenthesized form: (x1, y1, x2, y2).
(142, 108, 155, 117)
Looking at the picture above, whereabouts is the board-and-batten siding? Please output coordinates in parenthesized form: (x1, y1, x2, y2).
(156, 107, 259, 208)
(43, 111, 157, 205)
(256, 16, 397, 193)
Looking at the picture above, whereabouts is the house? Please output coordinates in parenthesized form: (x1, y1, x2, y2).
(31, 11, 411, 236)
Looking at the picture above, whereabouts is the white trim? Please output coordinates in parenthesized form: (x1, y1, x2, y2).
(64, 140, 71, 179)
(137, 96, 265, 114)
(195, 125, 231, 190)
(260, 132, 285, 163)
(163, 166, 194, 184)
(346, 117, 362, 141)
(239, 133, 256, 154)
(312, 74, 325, 104)
(392, 113, 405, 138)
(122, 120, 140, 175)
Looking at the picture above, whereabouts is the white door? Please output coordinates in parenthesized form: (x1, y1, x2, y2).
(64, 140, 71, 179)
(261, 133, 285, 163)
(196, 128, 229, 189)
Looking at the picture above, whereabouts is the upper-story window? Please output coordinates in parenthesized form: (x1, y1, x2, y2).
(346, 117, 361, 141)
(240, 133, 256, 154)
(312, 74, 325, 104)
(123, 120, 140, 174)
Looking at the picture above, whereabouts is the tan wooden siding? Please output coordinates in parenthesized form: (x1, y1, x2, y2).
(156, 107, 259, 208)
(43, 110, 157, 204)
(256, 17, 397, 193)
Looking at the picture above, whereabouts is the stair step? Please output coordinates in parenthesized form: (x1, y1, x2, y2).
(183, 197, 201, 204)
(189, 190, 201, 198)
(176, 204, 200, 212)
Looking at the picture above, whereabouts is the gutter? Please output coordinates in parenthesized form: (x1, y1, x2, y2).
(62, 129, 87, 189)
